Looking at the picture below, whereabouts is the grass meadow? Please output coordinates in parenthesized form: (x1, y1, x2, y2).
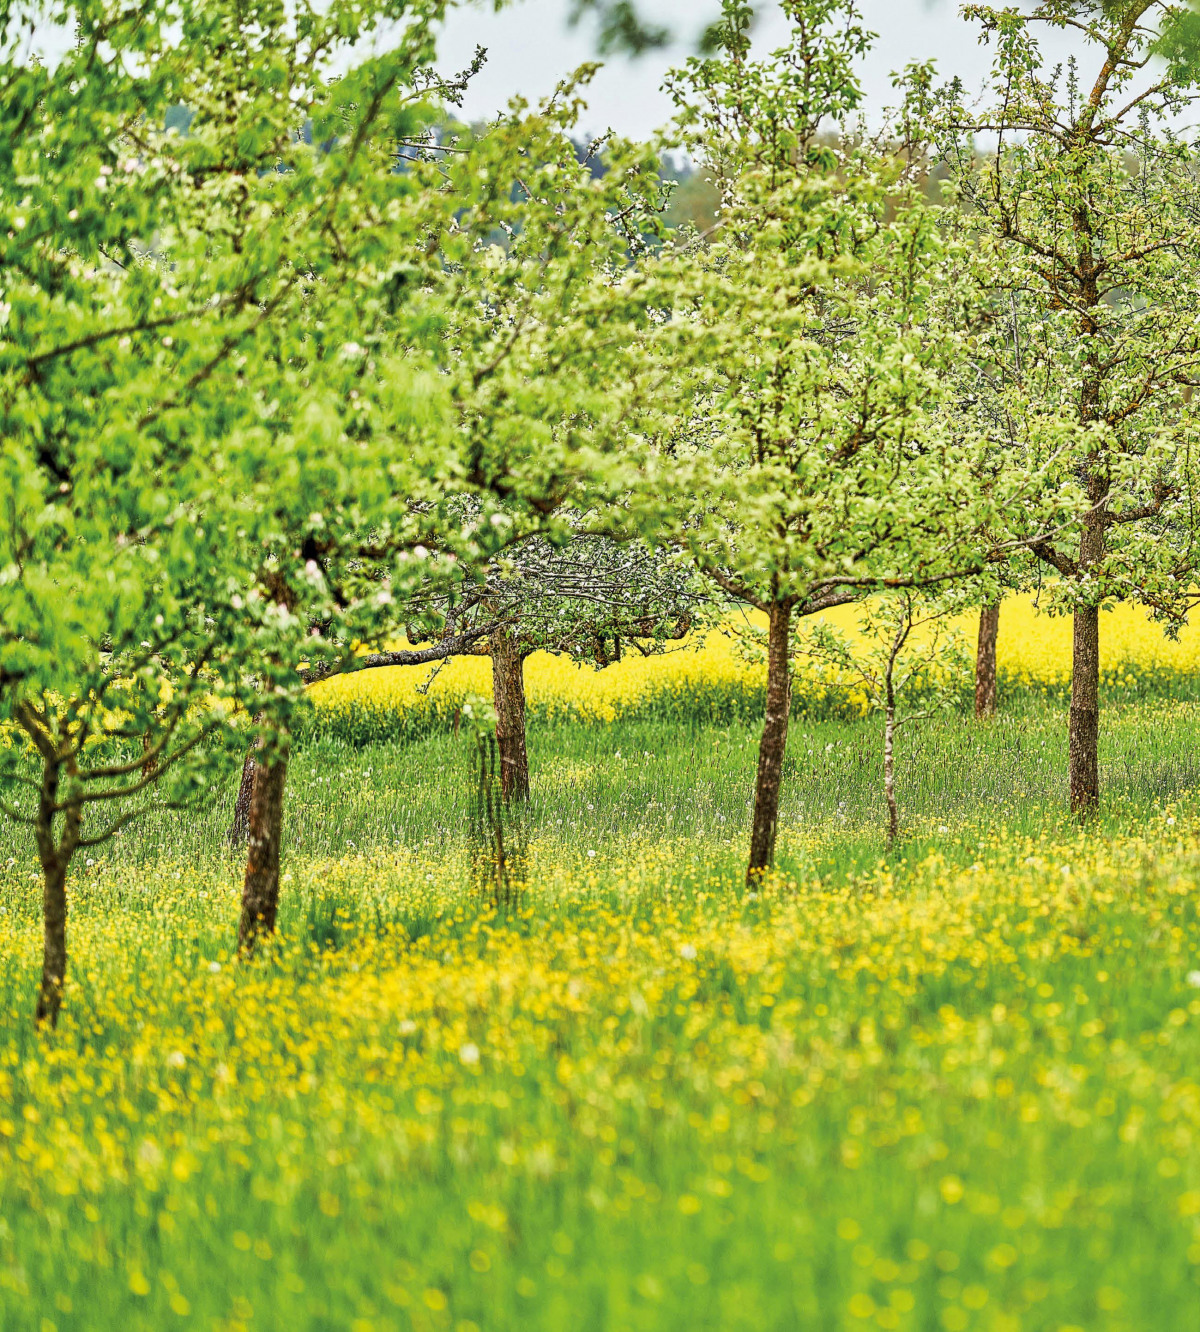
(3, 599, 1200, 1331)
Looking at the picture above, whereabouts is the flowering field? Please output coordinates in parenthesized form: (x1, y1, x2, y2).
(304, 596, 1200, 743)
(2, 812, 1200, 1331)
(4, 631, 1200, 1330)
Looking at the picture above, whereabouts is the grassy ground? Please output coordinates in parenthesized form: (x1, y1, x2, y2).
(14, 693, 1199, 894)
(2, 700, 1200, 1330)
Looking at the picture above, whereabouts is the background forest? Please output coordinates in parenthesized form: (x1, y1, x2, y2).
(4, 1, 1200, 1330)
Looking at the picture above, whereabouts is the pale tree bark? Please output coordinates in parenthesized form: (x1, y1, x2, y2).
(238, 736, 290, 952)
(883, 704, 899, 849)
(747, 601, 793, 884)
(490, 625, 531, 804)
(881, 603, 913, 851)
(975, 602, 1000, 719)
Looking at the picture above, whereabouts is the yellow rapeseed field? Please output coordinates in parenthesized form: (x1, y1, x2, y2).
(305, 595, 1200, 741)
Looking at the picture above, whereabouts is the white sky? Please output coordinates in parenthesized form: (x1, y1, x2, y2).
(13, 0, 1110, 138)
(435, 0, 1088, 138)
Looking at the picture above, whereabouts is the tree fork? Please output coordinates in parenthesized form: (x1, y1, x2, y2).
(747, 601, 793, 885)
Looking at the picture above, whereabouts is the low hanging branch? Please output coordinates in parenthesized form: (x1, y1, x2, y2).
(1, 643, 235, 1027)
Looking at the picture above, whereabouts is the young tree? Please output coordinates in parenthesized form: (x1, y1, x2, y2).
(0, 448, 276, 1023)
(648, 0, 992, 884)
(925, 1, 1200, 813)
(802, 592, 970, 847)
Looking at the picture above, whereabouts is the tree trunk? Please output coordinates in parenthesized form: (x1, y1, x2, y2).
(975, 602, 1000, 719)
(36, 856, 68, 1027)
(141, 730, 159, 778)
(31, 752, 79, 1027)
(747, 602, 793, 885)
(884, 705, 899, 850)
(226, 746, 257, 846)
(238, 739, 290, 952)
(491, 627, 530, 804)
(1069, 604, 1100, 816)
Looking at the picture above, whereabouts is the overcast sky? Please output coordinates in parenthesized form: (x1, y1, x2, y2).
(435, 0, 1086, 138)
(15, 0, 1101, 136)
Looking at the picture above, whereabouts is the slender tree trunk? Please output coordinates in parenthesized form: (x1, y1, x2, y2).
(491, 627, 530, 804)
(36, 856, 69, 1026)
(975, 602, 1000, 719)
(747, 602, 793, 885)
(227, 746, 257, 847)
(883, 705, 899, 849)
(1069, 604, 1100, 816)
(238, 738, 290, 952)
(1069, 489, 1105, 816)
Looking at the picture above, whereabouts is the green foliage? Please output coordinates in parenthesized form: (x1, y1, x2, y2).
(800, 593, 973, 722)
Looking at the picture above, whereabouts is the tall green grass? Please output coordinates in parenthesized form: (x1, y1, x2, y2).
(15, 693, 1195, 884)
(2, 698, 1200, 1332)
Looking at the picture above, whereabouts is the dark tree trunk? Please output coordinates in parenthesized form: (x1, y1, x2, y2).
(491, 627, 530, 804)
(33, 759, 79, 1027)
(238, 740, 289, 952)
(1069, 604, 1100, 816)
(36, 856, 69, 1026)
(747, 602, 793, 885)
(227, 746, 257, 846)
(975, 602, 1000, 719)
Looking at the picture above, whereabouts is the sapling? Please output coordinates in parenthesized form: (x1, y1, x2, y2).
(800, 593, 970, 848)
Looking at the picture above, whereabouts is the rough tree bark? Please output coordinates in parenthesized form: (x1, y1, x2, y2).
(227, 746, 257, 846)
(1068, 478, 1106, 816)
(37, 855, 70, 1026)
(1069, 604, 1100, 816)
(747, 601, 793, 885)
(491, 625, 530, 804)
(238, 738, 290, 952)
(975, 602, 1000, 719)
(141, 731, 159, 778)
(31, 755, 81, 1027)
